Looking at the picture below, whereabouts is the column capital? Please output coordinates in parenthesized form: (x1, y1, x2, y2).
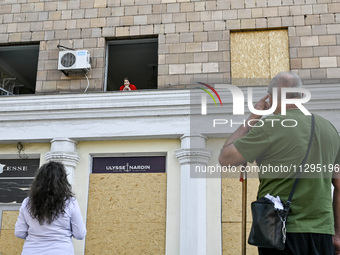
(176, 133, 211, 165)
(175, 148, 211, 165)
(45, 138, 79, 166)
(45, 138, 79, 186)
(45, 151, 80, 167)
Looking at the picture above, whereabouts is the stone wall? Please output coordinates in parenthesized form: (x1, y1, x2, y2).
(0, 0, 339, 92)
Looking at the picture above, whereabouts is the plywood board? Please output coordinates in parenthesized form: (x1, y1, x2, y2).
(0, 211, 24, 255)
(221, 178, 259, 255)
(85, 173, 166, 255)
(1, 211, 19, 229)
(231, 29, 289, 86)
(269, 30, 290, 77)
(222, 222, 257, 255)
(231, 30, 270, 86)
(221, 178, 259, 222)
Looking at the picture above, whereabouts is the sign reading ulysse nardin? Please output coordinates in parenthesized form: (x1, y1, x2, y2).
(92, 156, 166, 173)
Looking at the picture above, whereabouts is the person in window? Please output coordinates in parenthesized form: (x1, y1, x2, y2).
(120, 77, 137, 91)
(15, 161, 86, 255)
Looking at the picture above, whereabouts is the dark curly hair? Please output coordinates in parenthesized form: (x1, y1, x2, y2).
(27, 161, 74, 224)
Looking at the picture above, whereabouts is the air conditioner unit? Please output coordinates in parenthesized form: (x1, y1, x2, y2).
(58, 50, 91, 74)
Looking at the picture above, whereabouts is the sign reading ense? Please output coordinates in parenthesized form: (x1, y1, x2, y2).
(0, 158, 40, 203)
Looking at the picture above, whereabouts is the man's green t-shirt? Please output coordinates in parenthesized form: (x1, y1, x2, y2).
(234, 109, 340, 234)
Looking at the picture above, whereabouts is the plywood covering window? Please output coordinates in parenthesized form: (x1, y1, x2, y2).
(0, 209, 24, 254)
(86, 172, 166, 254)
(230, 29, 290, 86)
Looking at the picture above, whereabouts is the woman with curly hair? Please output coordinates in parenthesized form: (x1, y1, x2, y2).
(15, 161, 86, 255)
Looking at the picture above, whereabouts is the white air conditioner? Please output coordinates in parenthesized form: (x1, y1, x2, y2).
(58, 50, 91, 74)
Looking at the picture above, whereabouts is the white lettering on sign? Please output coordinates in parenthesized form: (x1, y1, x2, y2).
(4, 166, 29, 171)
(106, 166, 126, 170)
(105, 165, 152, 171)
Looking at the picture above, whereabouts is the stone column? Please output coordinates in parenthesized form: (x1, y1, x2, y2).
(45, 138, 79, 186)
(175, 134, 211, 255)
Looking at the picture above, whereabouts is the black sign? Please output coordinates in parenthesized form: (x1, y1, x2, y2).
(0, 159, 39, 178)
(0, 158, 40, 203)
(92, 156, 166, 174)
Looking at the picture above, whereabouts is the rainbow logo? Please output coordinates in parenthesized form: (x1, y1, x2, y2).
(196, 82, 223, 106)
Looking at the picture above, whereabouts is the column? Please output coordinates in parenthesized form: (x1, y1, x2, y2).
(45, 138, 79, 186)
(175, 134, 211, 255)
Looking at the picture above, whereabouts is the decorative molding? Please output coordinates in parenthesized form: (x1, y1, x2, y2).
(175, 148, 211, 165)
(45, 151, 80, 167)
(45, 138, 79, 186)
(45, 138, 80, 166)
(0, 85, 339, 142)
(0, 90, 190, 121)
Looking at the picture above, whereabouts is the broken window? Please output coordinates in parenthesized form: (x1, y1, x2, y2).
(0, 44, 39, 95)
(106, 38, 158, 91)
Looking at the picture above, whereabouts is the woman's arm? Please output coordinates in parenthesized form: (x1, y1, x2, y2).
(70, 198, 87, 240)
(14, 198, 29, 239)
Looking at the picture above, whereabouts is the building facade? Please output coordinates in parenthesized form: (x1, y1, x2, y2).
(0, 0, 340, 255)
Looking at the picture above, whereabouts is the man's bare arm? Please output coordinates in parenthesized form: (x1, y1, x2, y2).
(218, 94, 270, 167)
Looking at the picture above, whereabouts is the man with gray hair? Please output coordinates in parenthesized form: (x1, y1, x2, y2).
(268, 71, 303, 99)
(219, 72, 340, 254)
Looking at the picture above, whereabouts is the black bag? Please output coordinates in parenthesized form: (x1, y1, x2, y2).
(248, 197, 287, 250)
(248, 114, 315, 250)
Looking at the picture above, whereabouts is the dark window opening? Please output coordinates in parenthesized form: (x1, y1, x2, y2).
(0, 44, 39, 96)
(106, 38, 158, 91)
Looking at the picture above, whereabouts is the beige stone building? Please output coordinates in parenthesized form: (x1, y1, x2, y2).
(1, 0, 340, 94)
(0, 0, 339, 255)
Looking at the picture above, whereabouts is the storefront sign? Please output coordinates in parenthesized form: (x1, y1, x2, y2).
(92, 156, 166, 173)
(0, 159, 40, 203)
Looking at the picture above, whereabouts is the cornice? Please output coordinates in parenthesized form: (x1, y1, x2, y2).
(0, 85, 339, 121)
(0, 90, 190, 121)
(0, 85, 338, 142)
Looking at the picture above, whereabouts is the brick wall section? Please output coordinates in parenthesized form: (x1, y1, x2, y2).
(0, 0, 339, 92)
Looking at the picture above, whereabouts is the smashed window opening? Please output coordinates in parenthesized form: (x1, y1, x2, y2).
(106, 37, 158, 92)
(0, 44, 39, 96)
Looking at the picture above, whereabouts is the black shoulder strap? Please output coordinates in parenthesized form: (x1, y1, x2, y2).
(285, 114, 315, 209)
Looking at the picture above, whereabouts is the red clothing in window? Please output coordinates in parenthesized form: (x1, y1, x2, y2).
(120, 84, 137, 91)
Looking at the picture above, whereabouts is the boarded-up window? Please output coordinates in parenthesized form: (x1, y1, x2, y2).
(0, 210, 24, 254)
(230, 29, 290, 86)
(85, 155, 167, 254)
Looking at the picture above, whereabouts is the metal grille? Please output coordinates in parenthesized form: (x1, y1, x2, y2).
(60, 52, 76, 67)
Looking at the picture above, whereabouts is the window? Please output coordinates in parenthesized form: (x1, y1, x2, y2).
(106, 38, 158, 91)
(0, 44, 39, 95)
(230, 29, 290, 86)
